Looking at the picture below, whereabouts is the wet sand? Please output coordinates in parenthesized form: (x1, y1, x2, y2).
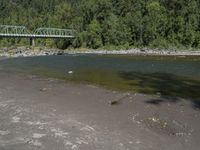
(0, 72, 200, 150)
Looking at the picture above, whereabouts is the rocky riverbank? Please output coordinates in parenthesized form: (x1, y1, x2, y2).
(0, 47, 62, 57)
(0, 47, 200, 58)
(70, 48, 200, 55)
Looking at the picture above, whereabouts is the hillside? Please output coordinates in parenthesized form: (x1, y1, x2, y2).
(1, 0, 200, 50)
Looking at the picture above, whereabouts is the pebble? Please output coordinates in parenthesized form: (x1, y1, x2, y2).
(108, 100, 119, 105)
(40, 88, 47, 92)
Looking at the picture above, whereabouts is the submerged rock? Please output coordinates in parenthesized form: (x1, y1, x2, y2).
(68, 71, 73, 74)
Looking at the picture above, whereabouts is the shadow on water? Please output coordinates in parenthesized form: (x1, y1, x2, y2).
(119, 71, 200, 109)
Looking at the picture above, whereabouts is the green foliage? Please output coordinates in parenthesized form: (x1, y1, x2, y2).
(1, 0, 200, 50)
(72, 33, 84, 48)
(85, 19, 102, 49)
(149, 37, 170, 49)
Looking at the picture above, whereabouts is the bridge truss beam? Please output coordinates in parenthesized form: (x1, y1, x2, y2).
(0, 25, 75, 46)
(0, 25, 29, 35)
(34, 28, 74, 37)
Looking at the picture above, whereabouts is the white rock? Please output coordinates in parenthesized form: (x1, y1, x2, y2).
(68, 71, 73, 74)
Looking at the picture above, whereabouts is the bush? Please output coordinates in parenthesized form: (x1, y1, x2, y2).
(149, 37, 170, 49)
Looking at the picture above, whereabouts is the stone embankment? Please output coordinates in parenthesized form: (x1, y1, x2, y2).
(0, 47, 62, 57)
(0, 47, 200, 58)
(69, 48, 200, 55)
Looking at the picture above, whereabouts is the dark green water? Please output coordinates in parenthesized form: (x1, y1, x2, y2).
(0, 55, 200, 99)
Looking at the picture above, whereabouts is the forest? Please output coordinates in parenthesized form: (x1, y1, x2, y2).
(0, 0, 200, 50)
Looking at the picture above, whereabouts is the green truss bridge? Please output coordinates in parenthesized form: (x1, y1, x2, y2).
(0, 25, 75, 46)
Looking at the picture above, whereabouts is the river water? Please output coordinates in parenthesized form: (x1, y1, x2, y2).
(0, 54, 200, 99)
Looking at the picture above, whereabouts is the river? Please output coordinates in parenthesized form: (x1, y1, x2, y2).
(0, 54, 200, 99)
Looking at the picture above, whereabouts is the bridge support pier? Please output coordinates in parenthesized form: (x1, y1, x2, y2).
(30, 38, 35, 47)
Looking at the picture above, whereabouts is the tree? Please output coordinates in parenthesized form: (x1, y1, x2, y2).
(1, 0, 200, 50)
(143, 1, 168, 46)
(85, 19, 102, 49)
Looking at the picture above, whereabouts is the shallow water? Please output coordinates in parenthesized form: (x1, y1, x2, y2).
(0, 54, 200, 99)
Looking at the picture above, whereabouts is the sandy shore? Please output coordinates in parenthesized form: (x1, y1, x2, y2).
(0, 71, 199, 150)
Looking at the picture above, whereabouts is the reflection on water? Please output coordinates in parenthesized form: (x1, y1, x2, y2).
(0, 55, 200, 99)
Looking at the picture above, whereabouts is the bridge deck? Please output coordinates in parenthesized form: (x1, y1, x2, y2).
(0, 34, 74, 38)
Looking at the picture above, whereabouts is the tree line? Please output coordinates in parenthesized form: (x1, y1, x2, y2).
(0, 0, 200, 50)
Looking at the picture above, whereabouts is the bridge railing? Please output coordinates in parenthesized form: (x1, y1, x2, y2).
(0, 25, 75, 38)
(0, 25, 30, 35)
(34, 28, 74, 37)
